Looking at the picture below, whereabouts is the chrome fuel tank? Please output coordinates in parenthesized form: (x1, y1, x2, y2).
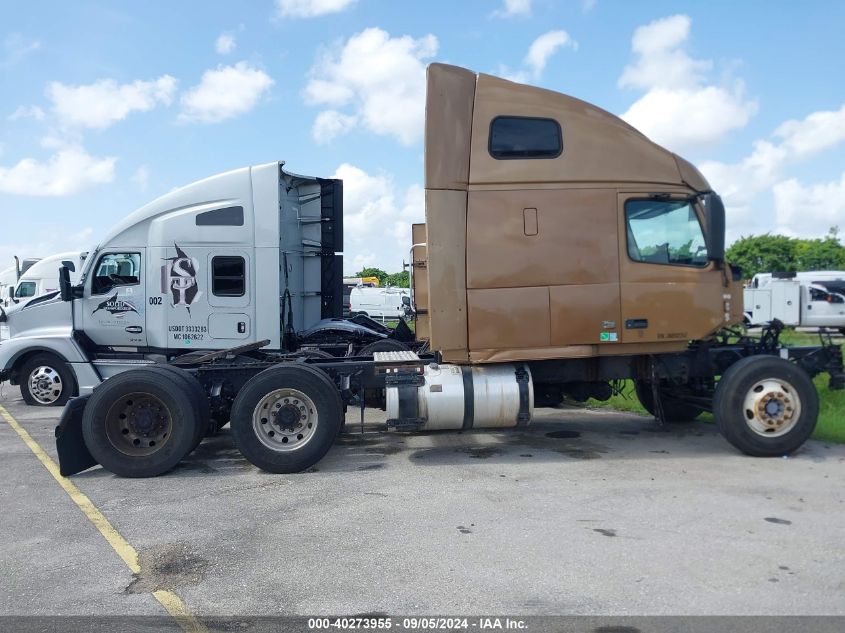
(386, 363, 533, 430)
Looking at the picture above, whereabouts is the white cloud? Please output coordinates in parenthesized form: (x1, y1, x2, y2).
(2, 33, 40, 67)
(305, 28, 437, 145)
(333, 163, 423, 273)
(0, 147, 116, 196)
(131, 165, 150, 191)
(47, 76, 177, 129)
(525, 30, 577, 78)
(773, 174, 845, 238)
(0, 227, 96, 272)
(179, 62, 274, 123)
(698, 103, 845, 239)
(498, 30, 578, 84)
(215, 34, 236, 55)
(276, 0, 356, 18)
(492, 0, 532, 18)
(618, 14, 757, 153)
(8, 105, 45, 121)
(313, 110, 358, 144)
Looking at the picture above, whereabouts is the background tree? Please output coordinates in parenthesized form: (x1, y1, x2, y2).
(354, 267, 388, 286)
(726, 234, 798, 278)
(385, 271, 410, 287)
(725, 228, 845, 278)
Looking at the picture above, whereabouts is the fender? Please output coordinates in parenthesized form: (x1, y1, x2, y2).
(0, 334, 90, 382)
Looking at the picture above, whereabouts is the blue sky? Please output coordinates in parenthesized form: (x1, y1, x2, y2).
(2, 0, 844, 274)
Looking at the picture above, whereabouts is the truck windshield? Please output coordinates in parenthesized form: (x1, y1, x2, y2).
(625, 199, 709, 267)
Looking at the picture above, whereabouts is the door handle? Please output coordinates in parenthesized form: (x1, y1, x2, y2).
(625, 319, 648, 329)
(125, 325, 143, 334)
(523, 208, 538, 236)
(238, 321, 246, 334)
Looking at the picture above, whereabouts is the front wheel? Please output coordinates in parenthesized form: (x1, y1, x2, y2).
(19, 352, 77, 406)
(713, 356, 819, 457)
(230, 364, 343, 473)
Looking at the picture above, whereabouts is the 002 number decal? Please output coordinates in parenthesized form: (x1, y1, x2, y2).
(149, 296, 163, 305)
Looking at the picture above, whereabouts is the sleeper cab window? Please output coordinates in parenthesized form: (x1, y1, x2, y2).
(92, 253, 142, 294)
(196, 206, 244, 226)
(489, 116, 562, 159)
(212, 256, 245, 297)
(625, 199, 709, 267)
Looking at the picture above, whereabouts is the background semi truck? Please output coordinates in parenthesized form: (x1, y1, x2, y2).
(0, 63, 841, 478)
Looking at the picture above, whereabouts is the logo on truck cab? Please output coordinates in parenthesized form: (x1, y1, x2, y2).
(161, 244, 201, 315)
(92, 292, 140, 318)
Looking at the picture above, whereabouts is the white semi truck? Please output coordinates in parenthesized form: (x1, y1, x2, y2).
(0, 64, 841, 479)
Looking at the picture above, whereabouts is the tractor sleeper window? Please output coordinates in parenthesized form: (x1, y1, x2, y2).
(489, 116, 562, 159)
(212, 256, 245, 297)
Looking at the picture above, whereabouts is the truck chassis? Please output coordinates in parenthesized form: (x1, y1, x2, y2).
(56, 321, 843, 477)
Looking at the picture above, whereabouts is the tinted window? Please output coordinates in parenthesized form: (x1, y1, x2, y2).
(92, 253, 141, 294)
(196, 206, 244, 226)
(625, 199, 708, 267)
(212, 256, 245, 297)
(15, 282, 36, 298)
(489, 116, 562, 159)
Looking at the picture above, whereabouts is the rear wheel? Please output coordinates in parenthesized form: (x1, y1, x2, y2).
(81, 368, 200, 477)
(714, 356, 818, 457)
(357, 338, 410, 356)
(634, 380, 702, 423)
(19, 352, 77, 406)
(230, 364, 343, 473)
(146, 364, 210, 449)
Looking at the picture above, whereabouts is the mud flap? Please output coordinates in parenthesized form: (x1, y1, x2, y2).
(55, 395, 97, 476)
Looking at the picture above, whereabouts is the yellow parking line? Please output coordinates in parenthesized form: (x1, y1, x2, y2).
(0, 405, 207, 633)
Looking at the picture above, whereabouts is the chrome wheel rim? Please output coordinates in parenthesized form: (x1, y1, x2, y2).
(105, 392, 173, 456)
(252, 388, 318, 452)
(28, 366, 63, 404)
(742, 378, 802, 438)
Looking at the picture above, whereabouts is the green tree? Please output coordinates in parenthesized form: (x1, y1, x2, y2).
(385, 271, 410, 287)
(726, 234, 798, 278)
(794, 228, 845, 271)
(354, 267, 388, 286)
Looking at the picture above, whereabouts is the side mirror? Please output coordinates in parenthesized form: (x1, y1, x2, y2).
(7, 286, 13, 300)
(700, 193, 726, 262)
(401, 295, 411, 306)
(59, 265, 73, 302)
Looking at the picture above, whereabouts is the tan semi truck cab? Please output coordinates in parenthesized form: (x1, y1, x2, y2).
(417, 63, 743, 363)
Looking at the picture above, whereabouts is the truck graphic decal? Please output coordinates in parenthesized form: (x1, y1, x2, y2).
(161, 244, 201, 315)
(91, 292, 140, 318)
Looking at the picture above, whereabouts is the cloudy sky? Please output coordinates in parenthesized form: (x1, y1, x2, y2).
(1, 0, 844, 274)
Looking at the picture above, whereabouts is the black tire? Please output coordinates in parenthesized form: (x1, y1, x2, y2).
(357, 338, 410, 356)
(299, 348, 336, 359)
(19, 352, 78, 406)
(713, 356, 819, 457)
(146, 365, 210, 450)
(230, 364, 343, 473)
(634, 380, 702, 423)
(81, 368, 200, 477)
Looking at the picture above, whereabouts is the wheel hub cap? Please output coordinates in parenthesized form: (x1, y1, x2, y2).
(252, 389, 318, 452)
(105, 393, 173, 456)
(742, 378, 802, 438)
(28, 366, 63, 404)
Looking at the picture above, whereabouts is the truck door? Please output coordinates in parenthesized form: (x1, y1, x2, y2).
(81, 250, 147, 348)
(803, 284, 845, 327)
(205, 250, 254, 346)
(618, 194, 724, 343)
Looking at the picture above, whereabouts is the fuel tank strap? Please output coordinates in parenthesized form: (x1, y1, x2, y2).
(461, 366, 474, 430)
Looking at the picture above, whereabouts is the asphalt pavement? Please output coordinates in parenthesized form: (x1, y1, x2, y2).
(1, 389, 844, 621)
